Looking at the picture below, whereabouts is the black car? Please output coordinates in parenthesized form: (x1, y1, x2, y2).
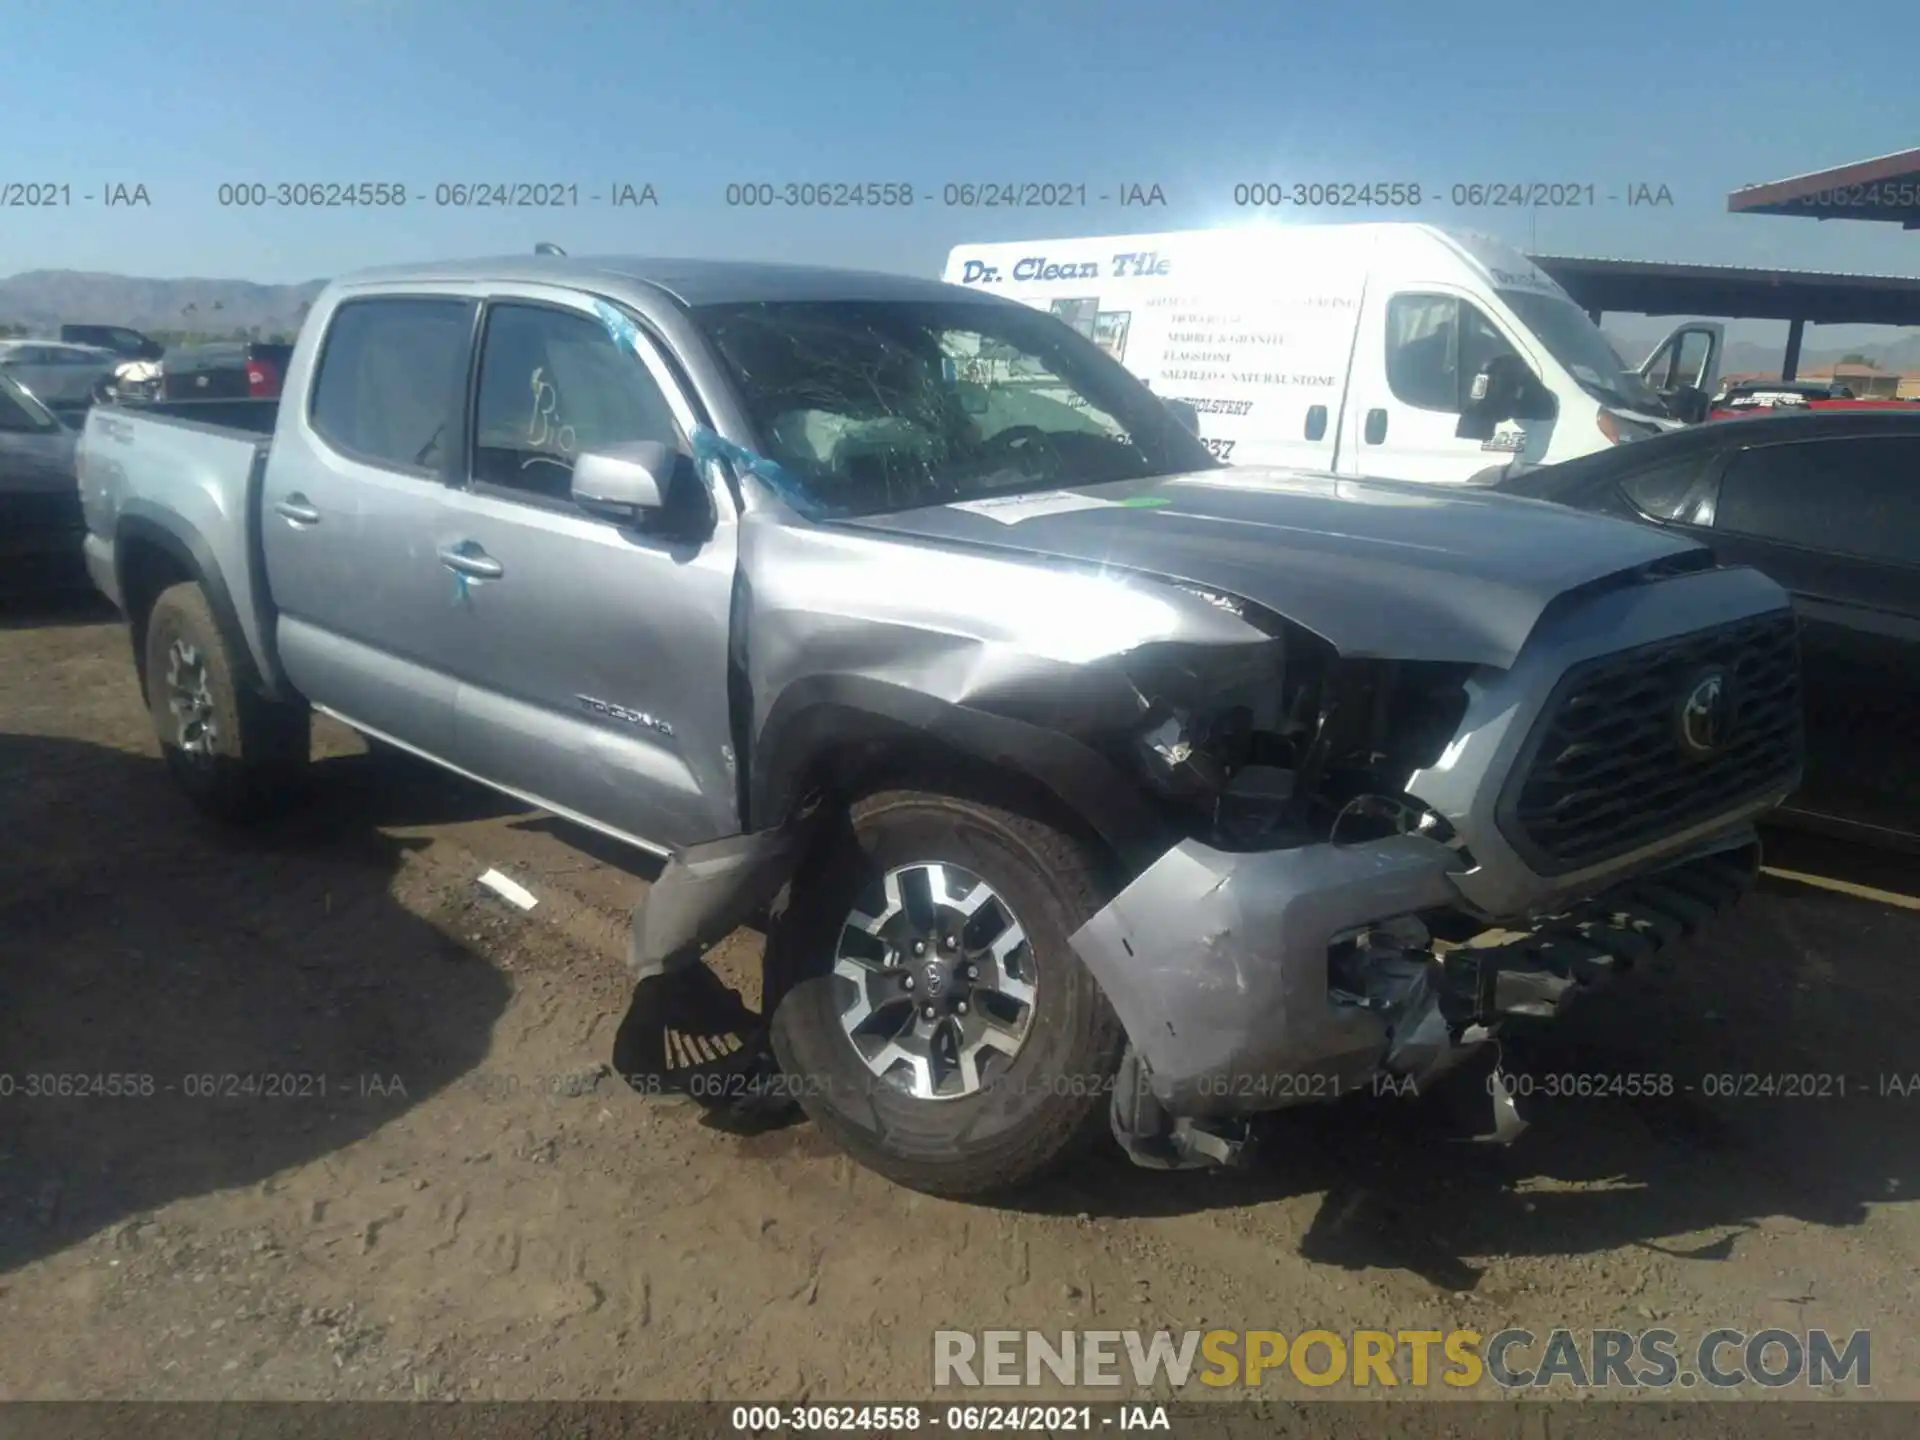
(1499, 410, 1920, 846)
(0, 371, 84, 594)
(159, 341, 295, 401)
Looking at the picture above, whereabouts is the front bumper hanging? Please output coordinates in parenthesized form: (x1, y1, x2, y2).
(1069, 829, 1762, 1136)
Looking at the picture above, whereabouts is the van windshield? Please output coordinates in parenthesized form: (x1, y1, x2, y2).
(691, 298, 1218, 518)
(1499, 290, 1664, 416)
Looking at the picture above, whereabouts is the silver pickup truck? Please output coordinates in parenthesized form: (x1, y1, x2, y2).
(77, 252, 1803, 1195)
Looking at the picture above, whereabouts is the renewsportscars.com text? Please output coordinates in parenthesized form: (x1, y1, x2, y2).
(932, 1327, 1871, 1391)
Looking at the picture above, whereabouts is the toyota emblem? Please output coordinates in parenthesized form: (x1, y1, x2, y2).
(1677, 668, 1733, 759)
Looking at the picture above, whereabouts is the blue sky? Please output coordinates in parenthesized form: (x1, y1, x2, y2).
(8, 0, 1917, 345)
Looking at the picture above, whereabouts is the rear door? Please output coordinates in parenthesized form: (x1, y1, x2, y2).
(1699, 434, 1920, 839)
(430, 289, 742, 852)
(260, 293, 479, 759)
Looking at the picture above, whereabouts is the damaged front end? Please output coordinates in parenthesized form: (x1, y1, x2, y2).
(1060, 591, 1783, 1171)
(623, 550, 1787, 1168)
(1075, 826, 1760, 1169)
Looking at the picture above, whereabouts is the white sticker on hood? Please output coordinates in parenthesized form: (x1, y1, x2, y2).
(947, 491, 1122, 525)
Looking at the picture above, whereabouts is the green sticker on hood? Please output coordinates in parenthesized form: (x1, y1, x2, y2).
(1116, 495, 1172, 508)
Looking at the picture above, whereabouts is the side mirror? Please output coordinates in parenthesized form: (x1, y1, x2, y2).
(1165, 398, 1201, 435)
(571, 440, 677, 522)
(956, 380, 990, 416)
(1667, 385, 1708, 425)
(1458, 354, 1549, 440)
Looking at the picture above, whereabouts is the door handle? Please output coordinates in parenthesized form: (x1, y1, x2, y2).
(274, 494, 321, 525)
(1304, 404, 1328, 442)
(437, 542, 504, 580)
(1363, 408, 1388, 445)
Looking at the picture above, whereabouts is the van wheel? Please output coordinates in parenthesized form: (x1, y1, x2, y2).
(144, 581, 310, 822)
(767, 790, 1126, 1197)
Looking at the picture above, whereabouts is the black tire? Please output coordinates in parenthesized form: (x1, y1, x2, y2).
(143, 581, 310, 822)
(767, 789, 1127, 1197)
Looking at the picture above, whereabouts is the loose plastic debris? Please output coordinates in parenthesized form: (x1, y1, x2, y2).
(476, 869, 539, 911)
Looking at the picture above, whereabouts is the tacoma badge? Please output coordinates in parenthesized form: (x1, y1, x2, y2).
(575, 694, 674, 737)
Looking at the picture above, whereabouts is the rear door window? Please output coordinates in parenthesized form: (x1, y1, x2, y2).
(1714, 436, 1920, 568)
(309, 298, 474, 474)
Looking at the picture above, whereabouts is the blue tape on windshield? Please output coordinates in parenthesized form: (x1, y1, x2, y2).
(590, 300, 822, 515)
(690, 426, 825, 516)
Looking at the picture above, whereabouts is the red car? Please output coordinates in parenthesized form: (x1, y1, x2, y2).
(1709, 382, 1918, 421)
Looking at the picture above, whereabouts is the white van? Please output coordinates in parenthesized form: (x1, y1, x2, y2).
(942, 224, 1723, 484)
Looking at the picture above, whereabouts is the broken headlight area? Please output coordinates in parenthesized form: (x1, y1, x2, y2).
(1121, 648, 1476, 853)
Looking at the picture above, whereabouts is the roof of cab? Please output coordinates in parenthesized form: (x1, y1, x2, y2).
(330, 254, 990, 308)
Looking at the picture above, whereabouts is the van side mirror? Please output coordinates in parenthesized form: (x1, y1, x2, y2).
(1165, 398, 1201, 435)
(1666, 385, 1708, 424)
(1457, 354, 1552, 440)
(571, 441, 676, 522)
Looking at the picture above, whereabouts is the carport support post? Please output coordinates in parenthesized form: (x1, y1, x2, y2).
(1782, 317, 1806, 381)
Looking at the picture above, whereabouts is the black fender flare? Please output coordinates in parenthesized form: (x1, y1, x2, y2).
(630, 675, 1172, 981)
(747, 673, 1169, 872)
(114, 506, 274, 699)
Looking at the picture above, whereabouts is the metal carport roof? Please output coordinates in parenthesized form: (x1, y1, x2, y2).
(1528, 254, 1920, 326)
(1726, 147, 1920, 228)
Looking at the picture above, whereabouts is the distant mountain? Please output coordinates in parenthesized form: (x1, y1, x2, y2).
(0, 269, 329, 335)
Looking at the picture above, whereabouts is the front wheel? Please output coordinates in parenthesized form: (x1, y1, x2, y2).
(767, 790, 1126, 1197)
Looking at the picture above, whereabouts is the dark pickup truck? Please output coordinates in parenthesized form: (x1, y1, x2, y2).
(61, 324, 164, 362)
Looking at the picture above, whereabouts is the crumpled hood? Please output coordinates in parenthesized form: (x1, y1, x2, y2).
(829, 467, 1707, 669)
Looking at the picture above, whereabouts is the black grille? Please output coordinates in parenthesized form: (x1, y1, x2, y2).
(1498, 611, 1802, 875)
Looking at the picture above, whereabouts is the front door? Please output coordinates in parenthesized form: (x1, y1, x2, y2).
(1638, 322, 1725, 416)
(431, 292, 742, 853)
(1339, 290, 1553, 483)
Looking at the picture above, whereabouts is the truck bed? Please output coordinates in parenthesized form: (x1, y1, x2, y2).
(78, 398, 284, 693)
(113, 396, 280, 434)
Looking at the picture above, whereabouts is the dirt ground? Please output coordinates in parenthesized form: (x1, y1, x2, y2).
(2, 595, 1917, 1403)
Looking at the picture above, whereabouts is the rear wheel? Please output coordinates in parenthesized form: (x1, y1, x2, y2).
(144, 581, 309, 822)
(767, 790, 1126, 1197)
